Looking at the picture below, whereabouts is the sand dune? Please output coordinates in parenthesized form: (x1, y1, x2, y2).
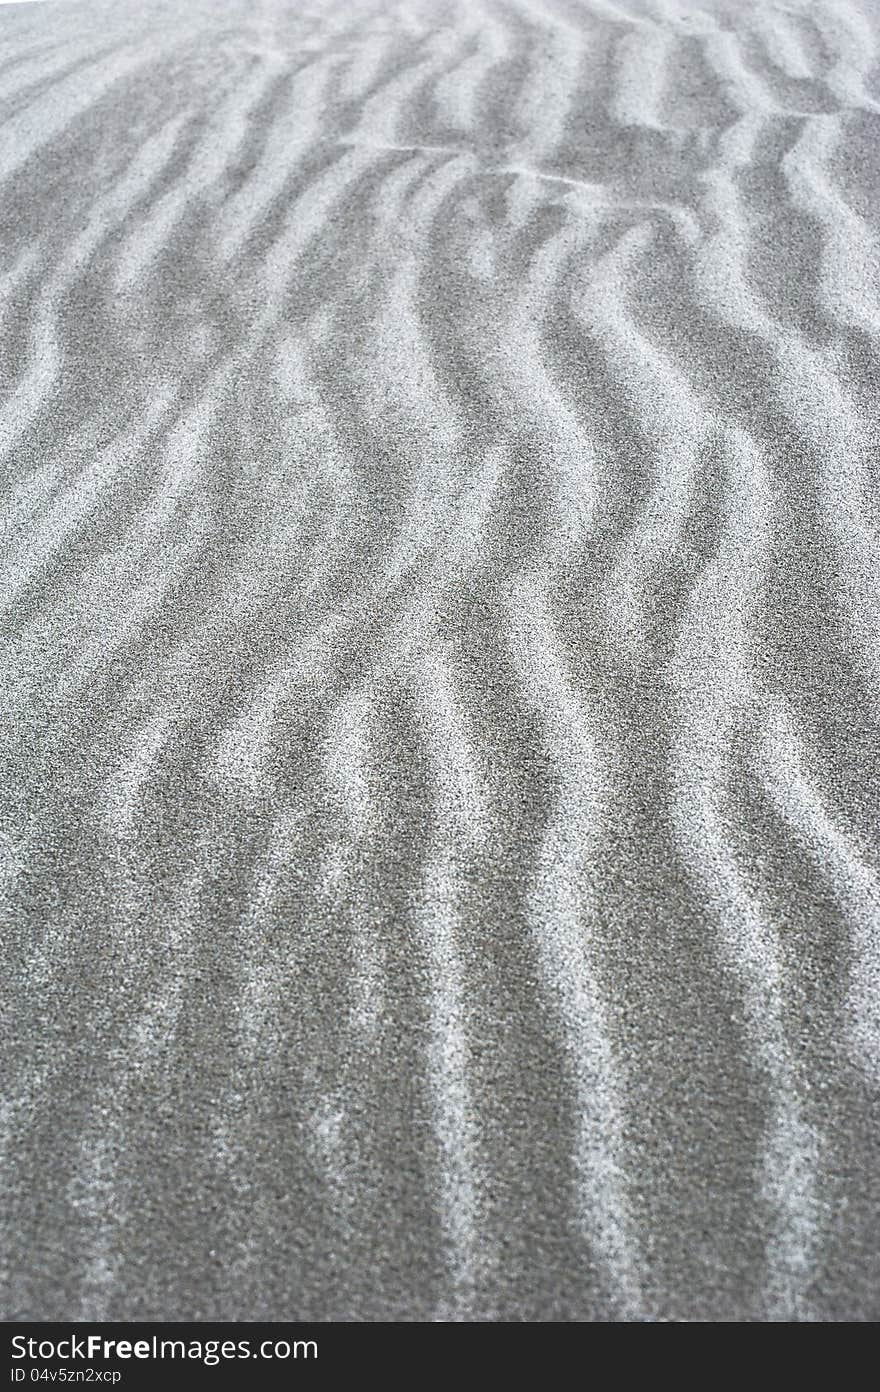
(1, 0, 879, 1321)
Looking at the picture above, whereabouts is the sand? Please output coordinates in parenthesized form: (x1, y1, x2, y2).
(1, 0, 879, 1322)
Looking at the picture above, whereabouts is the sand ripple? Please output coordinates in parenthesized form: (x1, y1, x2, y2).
(1, 0, 879, 1321)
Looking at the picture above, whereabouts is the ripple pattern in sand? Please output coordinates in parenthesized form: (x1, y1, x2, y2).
(1, 0, 879, 1321)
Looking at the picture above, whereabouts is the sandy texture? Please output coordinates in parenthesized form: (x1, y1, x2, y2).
(1, 0, 879, 1322)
